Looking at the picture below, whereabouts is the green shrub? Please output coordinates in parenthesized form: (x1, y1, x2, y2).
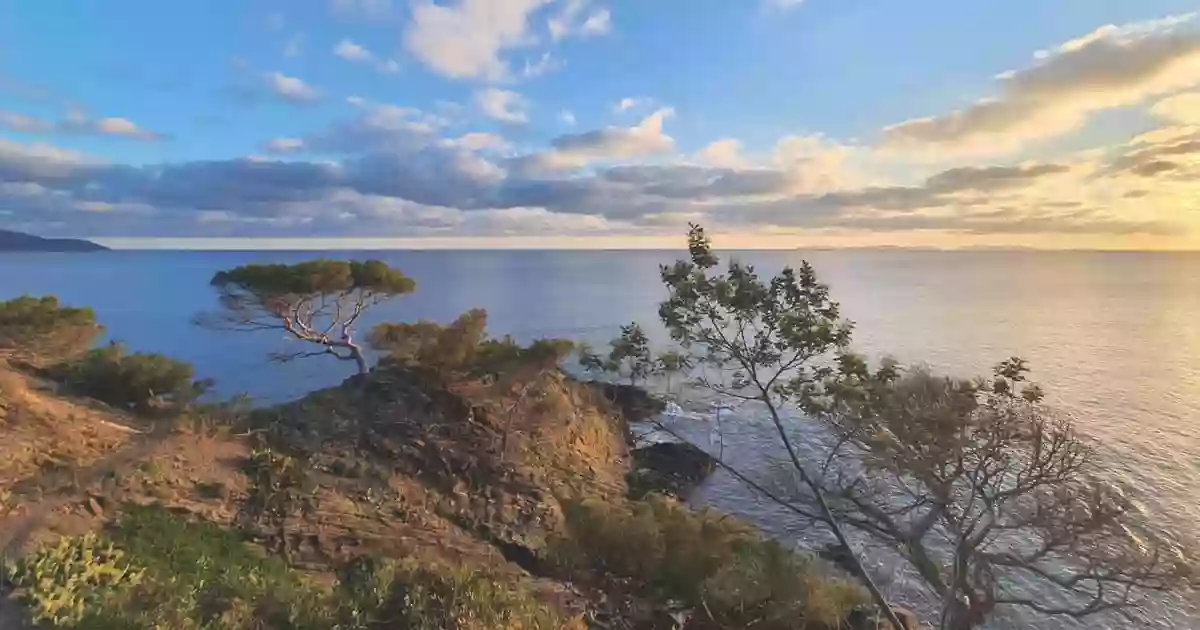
(551, 495, 865, 629)
(240, 447, 318, 528)
(370, 308, 574, 379)
(370, 308, 490, 376)
(475, 336, 575, 377)
(49, 342, 210, 413)
(97, 504, 327, 629)
(5, 532, 143, 626)
(336, 557, 582, 630)
(0, 295, 101, 362)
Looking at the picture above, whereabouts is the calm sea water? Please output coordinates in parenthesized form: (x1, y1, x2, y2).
(2, 249, 1198, 628)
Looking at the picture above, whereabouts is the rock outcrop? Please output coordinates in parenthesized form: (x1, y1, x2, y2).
(626, 441, 717, 499)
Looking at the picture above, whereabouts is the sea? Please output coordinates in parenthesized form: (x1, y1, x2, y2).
(2, 248, 1198, 629)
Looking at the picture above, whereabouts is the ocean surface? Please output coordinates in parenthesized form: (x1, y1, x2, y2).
(2, 249, 1198, 628)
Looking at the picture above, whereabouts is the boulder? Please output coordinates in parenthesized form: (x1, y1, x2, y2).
(627, 441, 716, 499)
(590, 381, 665, 424)
(816, 542, 863, 578)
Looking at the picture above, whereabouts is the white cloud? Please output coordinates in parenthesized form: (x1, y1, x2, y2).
(265, 72, 320, 104)
(580, 9, 611, 36)
(549, 0, 610, 40)
(1, 109, 161, 140)
(284, 32, 305, 58)
(447, 131, 511, 151)
(334, 39, 373, 62)
(332, 41, 401, 74)
(262, 137, 306, 154)
(613, 96, 653, 113)
(404, 0, 552, 81)
(1151, 91, 1200, 124)
(0, 111, 54, 133)
(560, 110, 577, 126)
(522, 52, 562, 78)
(545, 107, 675, 165)
(697, 139, 752, 169)
(882, 13, 1200, 155)
(93, 117, 160, 140)
(476, 88, 530, 124)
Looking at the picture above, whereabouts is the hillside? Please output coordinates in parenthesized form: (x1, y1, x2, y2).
(0, 359, 883, 630)
(0, 230, 107, 252)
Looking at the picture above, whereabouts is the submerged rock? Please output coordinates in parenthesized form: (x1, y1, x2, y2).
(817, 542, 863, 578)
(589, 381, 666, 425)
(627, 441, 716, 499)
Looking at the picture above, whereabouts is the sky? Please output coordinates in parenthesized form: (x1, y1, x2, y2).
(1, 0, 1199, 250)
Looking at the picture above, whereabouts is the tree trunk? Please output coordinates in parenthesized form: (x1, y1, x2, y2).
(762, 397, 907, 630)
(348, 343, 367, 374)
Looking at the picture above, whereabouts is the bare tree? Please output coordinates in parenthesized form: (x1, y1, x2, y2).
(199, 259, 415, 374)
(656, 223, 908, 630)
(797, 357, 1196, 629)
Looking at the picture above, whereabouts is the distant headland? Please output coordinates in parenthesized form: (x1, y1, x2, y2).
(0, 229, 108, 252)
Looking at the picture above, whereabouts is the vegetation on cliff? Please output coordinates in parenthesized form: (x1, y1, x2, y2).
(0, 224, 1194, 630)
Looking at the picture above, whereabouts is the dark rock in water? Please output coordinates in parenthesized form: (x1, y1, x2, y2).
(627, 441, 716, 499)
(589, 381, 665, 424)
(847, 606, 925, 630)
(817, 542, 863, 578)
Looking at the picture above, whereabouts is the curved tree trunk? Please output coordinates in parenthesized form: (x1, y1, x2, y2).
(347, 343, 367, 374)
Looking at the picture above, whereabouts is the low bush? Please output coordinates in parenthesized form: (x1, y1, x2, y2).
(48, 342, 210, 413)
(240, 446, 318, 559)
(71, 504, 325, 629)
(550, 494, 866, 629)
(370, 308, 573, 379)
(336, 556, 584, 630)
(5, 532, 143, 626)
(370, 309, 490, 376)
(5, 505, 579, 630)
(0, 295, 101, 362)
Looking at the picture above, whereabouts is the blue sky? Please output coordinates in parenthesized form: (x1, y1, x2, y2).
(1, 0, 1199, 249)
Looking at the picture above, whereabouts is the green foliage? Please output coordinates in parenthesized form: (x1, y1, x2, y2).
(655, 349, 694, 392)
(658, 224, 851, 386)
(335, 558, 581, 630)
(210, 259, 415, 297)
(4, 507, 579, 630)
(576, 342, 606, 374)
(49, 342, 210, 413)
(6, 532, 143, 626)
(655, 349, 693, 374)
(579, 325, 663, 387)
(0, 295, 101, 361)
(97, 504, 326, 629)
(241, 446, 318, 527)
(371, 308, 574, 379)
(551, 495, 865, 629)
(370, 308, 490, 375)
(476, 336, 575, 377)
(654, 225, 900, 623)
(606, 323, 653, 386)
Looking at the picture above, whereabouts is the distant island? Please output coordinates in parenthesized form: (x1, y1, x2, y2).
(0, 228, 108, 252)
